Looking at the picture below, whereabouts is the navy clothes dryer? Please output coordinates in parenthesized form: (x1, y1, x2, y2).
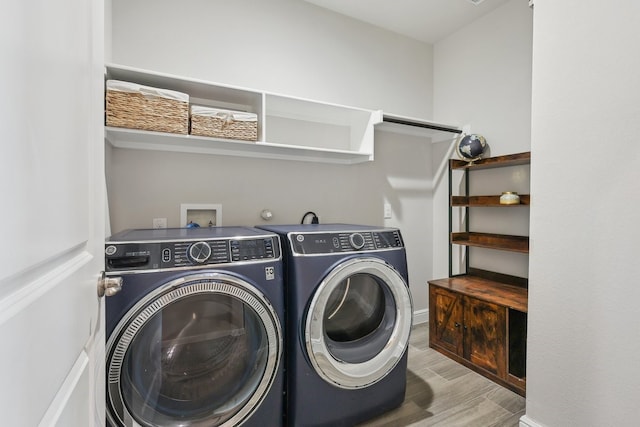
(104, 227, 284, 427)
(257, 224, 413, 427)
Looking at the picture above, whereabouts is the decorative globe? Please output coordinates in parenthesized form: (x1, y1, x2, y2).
(456, 134, 487, 163)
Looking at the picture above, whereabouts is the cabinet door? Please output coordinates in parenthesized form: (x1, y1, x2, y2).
(429, 286, 463, 355)
(463, 297, 507, 378)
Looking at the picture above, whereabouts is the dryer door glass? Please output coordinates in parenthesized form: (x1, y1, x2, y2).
(106, 274, 282, 427)
(323, 273, 394, 363)
(305, 257, 413, 389)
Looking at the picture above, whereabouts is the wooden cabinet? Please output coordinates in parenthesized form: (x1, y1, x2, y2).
(430, 285, 463, 355)
(429, 279, 527, 394)
(464, 295, 506, 377)
(430, 286, 506, 376)
(429, 152, 530, 397)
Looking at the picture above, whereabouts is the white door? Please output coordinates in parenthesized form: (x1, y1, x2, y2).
(0, 1, 106, 426)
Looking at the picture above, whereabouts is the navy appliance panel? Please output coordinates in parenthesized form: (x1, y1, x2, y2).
(373, 230, 404, 248)
(105, 243, 162, 271)
(105, 236, 279, 272)
(290, 230, 403, 255)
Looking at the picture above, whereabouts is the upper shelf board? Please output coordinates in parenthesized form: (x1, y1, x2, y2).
(450, 152, 531, 170)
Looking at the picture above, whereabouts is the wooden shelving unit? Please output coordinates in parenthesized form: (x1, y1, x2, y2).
(448, 151, 532, 274)
(429, 152, 530, 397)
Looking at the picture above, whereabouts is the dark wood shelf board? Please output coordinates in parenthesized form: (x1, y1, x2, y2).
(428, 275, 528, 312)
(468, 267, 528, 289)
(451, 232, 529, 253)
(450, 152, 531, 170)
(451, 194, 530, 207)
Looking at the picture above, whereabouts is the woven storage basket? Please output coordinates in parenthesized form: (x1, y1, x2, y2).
(106, 80, 189, 134)
(190, 105, 258, 141)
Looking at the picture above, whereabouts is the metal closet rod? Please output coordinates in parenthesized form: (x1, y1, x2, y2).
(382, 116, 462, 134)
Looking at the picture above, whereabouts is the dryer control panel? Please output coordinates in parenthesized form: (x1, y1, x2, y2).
(105, 237, 279, 272)
(290, 230, 403, 255)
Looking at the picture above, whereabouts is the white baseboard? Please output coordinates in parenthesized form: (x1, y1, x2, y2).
(519, 415, 544, 427)
(412, 308, 428, 325)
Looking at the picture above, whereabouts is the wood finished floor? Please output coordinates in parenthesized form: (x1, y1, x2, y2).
(357, 323, 525, 427)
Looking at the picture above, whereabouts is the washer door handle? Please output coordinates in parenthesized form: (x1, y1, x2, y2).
(97, 271, 123, 298)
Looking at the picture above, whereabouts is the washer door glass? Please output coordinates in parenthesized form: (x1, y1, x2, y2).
(305, 257, 413, 389)
(106, 273, 282, 427)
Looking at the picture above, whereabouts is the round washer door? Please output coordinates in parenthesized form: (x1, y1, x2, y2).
(106, 272, 282, 427)
(305, 257, 413, 389)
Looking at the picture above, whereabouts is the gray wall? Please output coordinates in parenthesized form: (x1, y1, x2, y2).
(432, 0, 533, 280)
(110, 0, 433, 117)
(108, 0, 436, 316)
(524, 0, 640, 425)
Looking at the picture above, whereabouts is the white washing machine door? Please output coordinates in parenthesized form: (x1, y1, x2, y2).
(305, 257, 413, 389)
(106, 272, 282, 427)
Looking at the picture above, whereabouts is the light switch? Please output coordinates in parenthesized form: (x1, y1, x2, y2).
(384, 203, 392, 219)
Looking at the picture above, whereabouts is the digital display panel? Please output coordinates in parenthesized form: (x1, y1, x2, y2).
(239, 239, 266, 258)
(291, 233, 342, 254)
(374, 231, 401, 248)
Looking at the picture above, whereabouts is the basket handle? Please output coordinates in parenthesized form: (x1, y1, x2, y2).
(215, 112, 234, 129)
(138, 87, 163, 99)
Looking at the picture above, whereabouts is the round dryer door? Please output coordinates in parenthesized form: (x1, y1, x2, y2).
(106, 272, 282, 427)
(305, 257, 413, 389)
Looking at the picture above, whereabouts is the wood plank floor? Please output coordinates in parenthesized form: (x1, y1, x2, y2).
(357, 323, 525, 427)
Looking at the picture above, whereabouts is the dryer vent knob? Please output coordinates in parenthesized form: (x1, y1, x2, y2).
(349, 233, 365, 250)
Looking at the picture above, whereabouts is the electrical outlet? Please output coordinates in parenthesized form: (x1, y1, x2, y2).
(383, 203, 392, 219)
(153, 218, 167, 229)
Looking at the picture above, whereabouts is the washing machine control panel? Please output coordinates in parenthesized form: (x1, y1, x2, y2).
(290, 230, 403, 255)
(105, 237, 279, 272)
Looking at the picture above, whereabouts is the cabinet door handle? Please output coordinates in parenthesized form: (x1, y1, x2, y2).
(455, 322, 461, 328)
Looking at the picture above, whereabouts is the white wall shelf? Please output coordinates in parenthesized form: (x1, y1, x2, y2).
(105, 127, 374, 164)
(104, 63, 382, 164)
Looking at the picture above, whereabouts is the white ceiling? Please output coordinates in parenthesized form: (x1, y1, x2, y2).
(303, 0, 511, 44)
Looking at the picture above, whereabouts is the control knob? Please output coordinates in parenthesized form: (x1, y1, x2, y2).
(188, 241, 212, 264)
(349, 233, 365, 250)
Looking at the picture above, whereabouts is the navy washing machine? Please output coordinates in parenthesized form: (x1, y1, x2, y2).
(103, 227, 284, 427)
(257, 224, 413, 427)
